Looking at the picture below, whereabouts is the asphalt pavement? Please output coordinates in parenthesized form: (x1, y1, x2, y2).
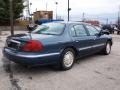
(0, 32, 120, 90)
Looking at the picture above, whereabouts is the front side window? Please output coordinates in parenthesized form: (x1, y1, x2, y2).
(70, 27, 76, 37)
(86, 25, 99, 36)
(32, 23, 65, 35)
(70, 24, 87, 37)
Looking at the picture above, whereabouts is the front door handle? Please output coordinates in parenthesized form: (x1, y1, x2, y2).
(75, 40, 79, 42)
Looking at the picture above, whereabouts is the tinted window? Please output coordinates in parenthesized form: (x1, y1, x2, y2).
(86, 25, 99, 36)
(32, 23, 65, 35)
(73, 25, 87, 37)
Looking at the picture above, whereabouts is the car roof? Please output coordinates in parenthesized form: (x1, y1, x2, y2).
(52, 21, 91, 25)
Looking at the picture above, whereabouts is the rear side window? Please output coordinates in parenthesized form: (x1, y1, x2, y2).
(86, 25, 99, 36)
(70, 24, 87, 37)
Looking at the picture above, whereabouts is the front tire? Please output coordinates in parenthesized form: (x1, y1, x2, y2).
(102, 41, 111, 55)
(60, 48, 75, 70)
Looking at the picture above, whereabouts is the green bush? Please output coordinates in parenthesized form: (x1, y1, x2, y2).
(0, 0, 24, 25)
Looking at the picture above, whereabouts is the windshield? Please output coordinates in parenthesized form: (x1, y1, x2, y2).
(95, 26, 101, 31)
(32, 23, 65, 35)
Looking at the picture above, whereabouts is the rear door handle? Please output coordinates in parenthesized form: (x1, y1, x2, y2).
(57, 41, 63, 44)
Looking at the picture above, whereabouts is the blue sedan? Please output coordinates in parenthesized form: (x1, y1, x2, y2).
(3, 22, 112, 70)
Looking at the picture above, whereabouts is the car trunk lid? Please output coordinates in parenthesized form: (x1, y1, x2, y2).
(6, 33, 58, 51)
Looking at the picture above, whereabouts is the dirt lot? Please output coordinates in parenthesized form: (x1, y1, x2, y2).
(0, 32, 120, 90)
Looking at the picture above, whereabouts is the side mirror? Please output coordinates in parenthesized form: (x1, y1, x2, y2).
(95, 33, 100, 36)
(95, 30, 110, 37)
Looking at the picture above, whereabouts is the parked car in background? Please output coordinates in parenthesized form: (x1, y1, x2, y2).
(3, 22, 112, 70)
(116, 25, 120, 35)
(95, 26, 110, 35)
(102, 24, 114, 34)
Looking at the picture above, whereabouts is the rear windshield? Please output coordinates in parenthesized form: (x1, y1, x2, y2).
(32, 23, 65, 35)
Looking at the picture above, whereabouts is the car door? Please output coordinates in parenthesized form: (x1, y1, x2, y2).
(85, 25, 106, 53)
(69, 24, 93, 56)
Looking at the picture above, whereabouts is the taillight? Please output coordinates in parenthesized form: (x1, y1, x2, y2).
(21, 40, 43, 52)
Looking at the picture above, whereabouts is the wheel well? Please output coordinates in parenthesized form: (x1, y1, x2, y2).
(107, 39, 112, 46)
(63, 46, 78, 57)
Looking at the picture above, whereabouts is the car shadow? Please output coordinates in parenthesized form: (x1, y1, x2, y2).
(76, 53, 103, 64)
(2, 57, 63, 76)
(2, 53, 104, 76)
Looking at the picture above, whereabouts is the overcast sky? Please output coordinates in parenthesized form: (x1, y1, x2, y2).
(29, 0, 120, 23)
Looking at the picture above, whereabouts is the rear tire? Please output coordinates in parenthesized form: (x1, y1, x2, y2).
(59, 48, 75, 70)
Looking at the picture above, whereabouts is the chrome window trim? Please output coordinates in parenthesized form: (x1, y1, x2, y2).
(17, 53, 60, 58)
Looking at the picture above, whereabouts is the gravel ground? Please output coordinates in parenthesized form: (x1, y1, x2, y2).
(0, 33, 120, 90)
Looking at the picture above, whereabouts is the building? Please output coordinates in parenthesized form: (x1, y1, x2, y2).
(34, 11, 53, 21)
(84, 20, 100, 26)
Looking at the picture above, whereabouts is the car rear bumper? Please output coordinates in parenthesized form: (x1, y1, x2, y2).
(3, 48, 60, 66)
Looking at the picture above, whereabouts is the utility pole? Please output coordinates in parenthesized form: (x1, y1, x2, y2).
(46, 3, 48, 11)
(10, 0, 14, 36)
(106, 18, 109, 24)
(29, 2, 32, 22)
(55, 2, 58, 20)
(82, 12, 85, 22)
(27, 0, 31, 22)
(118, 5, 120, 26)
(30, 2, 32, 15)
(68, 0, 70, 21)
(117, 12, 119, 25)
